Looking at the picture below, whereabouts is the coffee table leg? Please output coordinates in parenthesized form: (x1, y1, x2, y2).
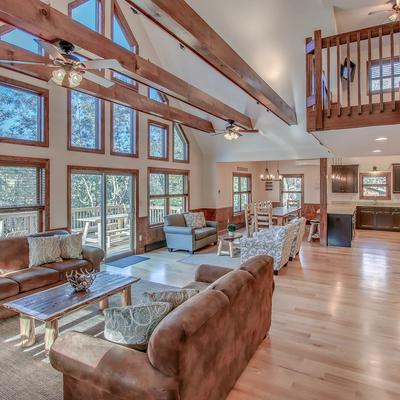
(217, 238, 223, 256)
(20, 315, 35, 347)
(229, 242, 234, 258)
(99, 297, 109, 312)
(45, 320, 59, 352)
(121, 286, 132, 307)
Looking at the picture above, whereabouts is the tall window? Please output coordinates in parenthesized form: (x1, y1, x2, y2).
(148, 169, 189, 226)
(148, 121, 169, 160)
(173, 124, 189, 162)
(368, 57, 400, 94)
(0, 78, 48, 146)
(0, 26, 41, 54)
(0, 156, 49, 237)
(69, 90, 104, 153)
(111, 103, 137, 157)
(69, 0, 104, 33)
(233, 173, 252, 213)
(148, 87, 169, 104)
(360, 172, 391, 200)
(281, 175, 303, 207)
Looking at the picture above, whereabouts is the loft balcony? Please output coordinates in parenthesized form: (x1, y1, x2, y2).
(306, 23, 400, 132)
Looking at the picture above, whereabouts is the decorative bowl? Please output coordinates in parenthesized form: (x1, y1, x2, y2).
(66, 269, 96, 292)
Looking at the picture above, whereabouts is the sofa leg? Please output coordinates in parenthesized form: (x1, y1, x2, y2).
(274, 270, 279, 276)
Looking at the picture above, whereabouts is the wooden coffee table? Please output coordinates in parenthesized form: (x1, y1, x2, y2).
(3, 271, 140, 352)
(217, 233, 243, 257)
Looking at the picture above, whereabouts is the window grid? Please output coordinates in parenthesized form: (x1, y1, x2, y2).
(233, 173, 252, 214)
(360, 172, 391, 200)
(148, 121, 169, 161)
(280, 175, 304, 208)
(368, 56, 400, 95)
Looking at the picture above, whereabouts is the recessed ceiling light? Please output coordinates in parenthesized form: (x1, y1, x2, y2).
(372, 149, 382, 153)
(375, 137, 388, 141)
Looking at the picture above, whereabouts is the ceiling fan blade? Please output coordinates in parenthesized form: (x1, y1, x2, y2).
(238, 129, 259, 133)
(34, 39, 65, 61)
(83, 59, 122, 71)
(84, 71, 115, 88)
(368, 9, 392, 15)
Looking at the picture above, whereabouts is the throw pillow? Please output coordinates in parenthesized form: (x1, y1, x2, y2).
(184, 212, 206, 228)
(104, 302, 172, 351)
(27, 236, 62, 268)
(58, 233, 83, 260)
(143, 289, 199, 309)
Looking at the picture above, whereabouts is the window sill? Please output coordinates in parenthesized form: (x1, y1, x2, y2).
(0, 137, 48, 147)
(68, 146, 105, 154)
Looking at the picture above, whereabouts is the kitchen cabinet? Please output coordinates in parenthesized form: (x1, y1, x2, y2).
(393, 164, 400, 193)
(328, 213, 354, 247)
(332, 165, 358, 193)
(357, 206, 400, 231)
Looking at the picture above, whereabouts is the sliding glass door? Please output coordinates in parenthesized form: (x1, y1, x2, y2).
(70, 168, 136, 259)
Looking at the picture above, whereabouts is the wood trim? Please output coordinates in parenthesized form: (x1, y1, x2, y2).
(67, 165, 139, 253)
(147, 87, 169, 104)
(68, 0, 105, 35)
(172, 123, 190, 164)
(359, 172, 391, 201)
(147, 120, 169, 161)
(0, 155, 50, 232)
(111, 0, 138, 52)
(67, 89, 105, 154)
(279, 174, 305, 207)
(0, 76, 49, 147)
(110, 102, 139, 158)
(147, 167, 190, 227)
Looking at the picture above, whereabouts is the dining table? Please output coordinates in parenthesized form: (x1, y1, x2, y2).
(271, 206, 301, 225)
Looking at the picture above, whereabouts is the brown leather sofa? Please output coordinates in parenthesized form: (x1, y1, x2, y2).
(0, 230, 104, 319)
(49, 255, 274, 400)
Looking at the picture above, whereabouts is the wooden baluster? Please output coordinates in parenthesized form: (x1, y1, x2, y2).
(327, 38, 331, 118)
(314, 30, 323, 129)
(357, 32, 362, 115)
(346, 34, 351, 116)
(368, 30, 372, 114)
(391, 25, 395, 111)
(336, 36, 341, 117)
(379, 27, 384, 112)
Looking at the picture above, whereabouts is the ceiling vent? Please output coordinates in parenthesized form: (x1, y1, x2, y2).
(295, 159, 320, 167)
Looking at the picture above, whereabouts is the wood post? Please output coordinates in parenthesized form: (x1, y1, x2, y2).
(320, 158, 328, 247)
(20, 315, 35, 347)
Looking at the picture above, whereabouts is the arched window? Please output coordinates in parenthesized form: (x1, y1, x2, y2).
(148, 87, 169, 104)
(173, 124, 189, 163)
(69, 0, 104, 33)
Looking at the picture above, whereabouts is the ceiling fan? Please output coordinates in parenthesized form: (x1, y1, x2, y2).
(368, 0, 400, 22)
(212, 120, 259, 140)
(0, 39, 122, 88)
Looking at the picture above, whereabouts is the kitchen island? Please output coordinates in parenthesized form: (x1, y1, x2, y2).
(327, 205, 356, 247)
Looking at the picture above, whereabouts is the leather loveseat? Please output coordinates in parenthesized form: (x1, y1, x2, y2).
(49, 255, 274, 400)
(0, 230, 104, 319)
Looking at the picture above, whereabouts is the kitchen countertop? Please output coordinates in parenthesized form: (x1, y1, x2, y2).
(327, 205, 357, 215)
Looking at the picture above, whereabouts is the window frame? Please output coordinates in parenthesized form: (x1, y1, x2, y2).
(359, 172, 391, 200)
(148, 87, 169, 104)
(232, 173, 252, 215)
(0, 24, 42, 54)
(173, 123, 190, 163)
(67, 89, 105, 154)
(280, 174, 304, 208)
(0, 76, 49, 147)
(0, 155, 50, 233)
(367, 56, 400, 95)
(147, 120, 169, 161)
(110, 102, 139, 158)
(148, 167, 190, 227)
(68, 0, 105, 34)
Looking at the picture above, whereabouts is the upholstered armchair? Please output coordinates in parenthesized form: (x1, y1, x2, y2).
(240, 224, 296, 274)
(289, 217, 307, 260)
(163, 213, 218, 254)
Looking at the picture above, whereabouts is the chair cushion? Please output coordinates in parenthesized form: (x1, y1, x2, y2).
(184, 212, 206, 228)
(42, 259, 93, 281)
(143, 289, 199, 309)
(183, 281, 209, 291)
(194, 227, 217, 240)
(5, 267, 60, 293)
(0, 277, 20, 300)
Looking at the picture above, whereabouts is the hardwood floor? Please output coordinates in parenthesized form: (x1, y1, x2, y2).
(105, 230, 400, 399)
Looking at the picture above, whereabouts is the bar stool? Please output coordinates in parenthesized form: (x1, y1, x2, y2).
(308, 209, 320, 242)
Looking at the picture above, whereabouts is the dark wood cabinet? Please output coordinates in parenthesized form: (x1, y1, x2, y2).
(393, 164, 400, 193)
(332, 165, 358, 193)
(328, 213, 354, 247)
(357, 206, 400, 231)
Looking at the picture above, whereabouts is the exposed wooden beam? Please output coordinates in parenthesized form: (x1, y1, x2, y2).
(0, 42, 214, 133)
(127, 0, 297, 126)
(320, 158, 327, 247)
(0, 0, 252, 129)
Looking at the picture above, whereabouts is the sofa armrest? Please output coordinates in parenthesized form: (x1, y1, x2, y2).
(82, 245, 104, 270)
(195, 264, 233, 283)
(50, 332, 179, 399)
(163, 226, 194, 235)
(206, 220, 218, 229)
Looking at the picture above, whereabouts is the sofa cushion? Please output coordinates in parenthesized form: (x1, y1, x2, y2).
(143, 289, 199, 309)
(0, 277, 20, 300)
(183, 281, 209, 291)
(194, 227, 217, 240)
(58, 233, 83, 260)
(210, 269, 254, 302)
(6, 267, 60, 293)
(43, 259, 93, 281)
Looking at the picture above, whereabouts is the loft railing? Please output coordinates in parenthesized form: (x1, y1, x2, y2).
(306, 22, 400, 132)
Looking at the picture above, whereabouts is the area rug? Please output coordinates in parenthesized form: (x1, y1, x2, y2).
(179, 247, 241, 268)
(107, 255, 150, 268)
(0, 279, 177, 400)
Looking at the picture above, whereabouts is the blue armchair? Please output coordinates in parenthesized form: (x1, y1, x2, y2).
(163, 213, 218, 254)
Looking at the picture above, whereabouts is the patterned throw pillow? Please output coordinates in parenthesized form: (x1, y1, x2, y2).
(184, 212, 206, 228)
(27, 236, 62, 268)
(58, 233, 83, 260)
(143, 289, 199, 309)
(104, 302, 173, 351)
